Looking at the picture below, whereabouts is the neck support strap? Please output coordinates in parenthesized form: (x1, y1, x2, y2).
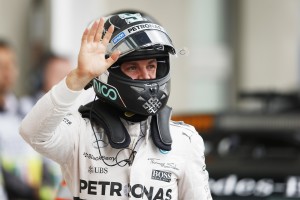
(78, 100, 172, 151)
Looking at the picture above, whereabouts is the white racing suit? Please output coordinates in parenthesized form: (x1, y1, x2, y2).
(19, 79, 212, 200)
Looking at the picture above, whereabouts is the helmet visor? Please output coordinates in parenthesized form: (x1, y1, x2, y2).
(107, 23, 176, 57)
(109, 58, 170, 80)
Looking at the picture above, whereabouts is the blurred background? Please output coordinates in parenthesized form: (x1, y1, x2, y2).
(1, 0, 300, 199)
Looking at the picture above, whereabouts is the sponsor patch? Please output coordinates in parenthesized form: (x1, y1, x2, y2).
(79, 179, 173, 199)
(151, 169, 172, 182)
(112, 31, 126, 45)
(88, 166, 108, 174)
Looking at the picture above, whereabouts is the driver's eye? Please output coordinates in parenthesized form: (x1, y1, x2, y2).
(126, 66, 137, 72)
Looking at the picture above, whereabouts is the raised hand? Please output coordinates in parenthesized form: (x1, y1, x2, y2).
(66, 18, 120, 91)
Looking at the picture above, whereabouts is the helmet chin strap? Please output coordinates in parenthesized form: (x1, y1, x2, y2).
(78, 99, 172, 151)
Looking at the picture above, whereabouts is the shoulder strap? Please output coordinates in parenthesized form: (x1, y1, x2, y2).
(151, 106, 172, 151)
(78, 100, 130, 149)
(78, 100, 173, 151)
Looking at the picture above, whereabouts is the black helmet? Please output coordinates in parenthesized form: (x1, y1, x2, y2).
(91, 12, 176, 116)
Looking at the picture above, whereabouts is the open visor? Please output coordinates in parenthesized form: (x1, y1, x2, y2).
(107, 23, 176, 58)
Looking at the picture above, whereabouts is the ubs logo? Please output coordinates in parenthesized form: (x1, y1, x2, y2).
(88, 166, 108, 174)
(151, 169, 172, 183)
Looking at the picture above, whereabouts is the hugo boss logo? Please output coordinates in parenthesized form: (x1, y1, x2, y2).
(93, 79, 118, 101)
(151, 169, 172, 183)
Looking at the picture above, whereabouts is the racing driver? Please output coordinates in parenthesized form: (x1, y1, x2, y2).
(20, 12, 212, 200)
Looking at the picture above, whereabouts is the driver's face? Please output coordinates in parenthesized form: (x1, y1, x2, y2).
(120, 59, 157, 80)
